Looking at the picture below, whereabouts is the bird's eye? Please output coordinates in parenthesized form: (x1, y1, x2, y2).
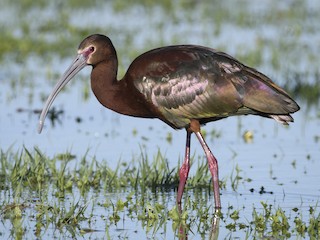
(89, 46, 95, 52)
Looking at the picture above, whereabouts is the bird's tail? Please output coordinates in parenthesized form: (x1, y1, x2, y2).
(269, 114, 294, 125)
(237, 67, 300, 120)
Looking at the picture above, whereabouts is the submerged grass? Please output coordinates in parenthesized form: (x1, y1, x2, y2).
(0, 147, 319, 239)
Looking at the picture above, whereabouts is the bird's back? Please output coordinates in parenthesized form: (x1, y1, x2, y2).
(125, 45, 299, 129)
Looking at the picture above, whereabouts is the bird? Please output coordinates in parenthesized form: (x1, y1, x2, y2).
(38, 34, 300, 209)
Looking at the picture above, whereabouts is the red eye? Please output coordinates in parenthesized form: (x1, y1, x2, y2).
(89, 46, 95, 52)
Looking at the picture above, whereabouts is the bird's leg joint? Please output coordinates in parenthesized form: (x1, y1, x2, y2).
(187, 119, 200, 133)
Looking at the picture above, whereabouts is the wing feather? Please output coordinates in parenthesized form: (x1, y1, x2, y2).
(136, 73, 242, 128)
(129, 45, 299, 128)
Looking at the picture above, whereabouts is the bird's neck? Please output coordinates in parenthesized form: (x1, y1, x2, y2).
(91, 60, 156, 118)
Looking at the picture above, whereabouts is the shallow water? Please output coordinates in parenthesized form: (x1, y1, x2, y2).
(1, 0, 320, 239)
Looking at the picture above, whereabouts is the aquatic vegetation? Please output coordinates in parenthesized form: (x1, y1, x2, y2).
(0, 148, 319, 239)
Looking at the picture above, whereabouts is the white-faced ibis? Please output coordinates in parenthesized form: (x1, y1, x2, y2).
(38, 34, 299, 209)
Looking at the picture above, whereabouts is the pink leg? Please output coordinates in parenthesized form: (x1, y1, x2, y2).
(195, 131, 221, 209)
(177, 130, 191, 207)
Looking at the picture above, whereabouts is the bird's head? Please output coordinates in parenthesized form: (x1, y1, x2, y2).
(37, 34, 113, 133)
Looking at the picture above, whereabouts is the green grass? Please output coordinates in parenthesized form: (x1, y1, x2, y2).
(0, 147, 319, 239)
(0, 147, 214, 197)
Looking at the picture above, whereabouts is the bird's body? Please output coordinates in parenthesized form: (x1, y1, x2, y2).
(87, 37, 296, 129)
(38, 34, 300, 209)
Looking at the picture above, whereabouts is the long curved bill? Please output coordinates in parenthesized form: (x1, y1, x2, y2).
(38, 53, 88, 133)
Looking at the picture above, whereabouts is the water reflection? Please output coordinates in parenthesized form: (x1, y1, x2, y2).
(209, 214, 220, 240)
(177, 210, 220, 240)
